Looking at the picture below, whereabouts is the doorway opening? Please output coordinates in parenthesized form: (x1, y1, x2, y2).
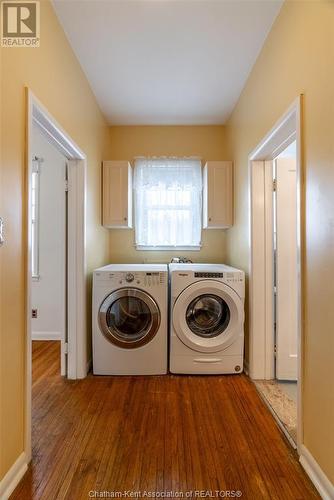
(31, 123, 68, 376)
(248, 97, 303, 451)
(25, 89, 87, 464)
(255, 140, 298, 446)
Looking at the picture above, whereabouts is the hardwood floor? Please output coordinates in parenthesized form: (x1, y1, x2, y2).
(11, 341, 319, 500)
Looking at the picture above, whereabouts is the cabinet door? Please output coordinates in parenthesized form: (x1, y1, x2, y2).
(203, 161, 233, 228)
(102, 161, 132, 228)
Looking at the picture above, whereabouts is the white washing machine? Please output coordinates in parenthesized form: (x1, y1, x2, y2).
(93, 264, 168, 375)
(169, 263, 245, 374)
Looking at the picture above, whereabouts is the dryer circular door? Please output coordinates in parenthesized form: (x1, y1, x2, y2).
(99, 288, 161, 349)
(173, 280, 244, 353)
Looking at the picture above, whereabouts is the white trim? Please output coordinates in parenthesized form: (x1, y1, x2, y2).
(32, 106, 84, 159)
(248, 96, 303, 453)
(67, 159, 87, 379)
(31, 331, 62, 341)
(249, 99, 299, 160)
(0, 452, 28, 500)
(25, 88, 87, 466)
(249, 160, 266, 379)
(136, 245, 202, 251)
(299, 445, 334, 500)
(264, 160, 275, 379)
(134, 155, 202, 161)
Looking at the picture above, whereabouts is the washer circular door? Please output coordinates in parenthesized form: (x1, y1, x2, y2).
(99, 288, 161, 349)
(173, 280, 244, 353)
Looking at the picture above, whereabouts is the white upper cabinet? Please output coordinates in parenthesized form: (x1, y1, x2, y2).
(203, 161, 233, 229)
(102, 161, 132, 228)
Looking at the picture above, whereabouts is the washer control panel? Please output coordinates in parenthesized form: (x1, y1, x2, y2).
(194, 272, 224, 278)
(193, 271, 243, 283)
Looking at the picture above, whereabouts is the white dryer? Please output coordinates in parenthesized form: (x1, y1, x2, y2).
(93, 264, 168, 375)
(169, 263, 245, 374)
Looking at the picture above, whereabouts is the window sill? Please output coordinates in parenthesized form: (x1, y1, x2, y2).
(135, 245, 202, 251)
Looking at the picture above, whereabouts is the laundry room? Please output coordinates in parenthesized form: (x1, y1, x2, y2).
(94, 124, 243, 377)
(1, 1, 333, 499)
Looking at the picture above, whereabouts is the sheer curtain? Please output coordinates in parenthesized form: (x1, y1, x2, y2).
(134, 158, 202, 248)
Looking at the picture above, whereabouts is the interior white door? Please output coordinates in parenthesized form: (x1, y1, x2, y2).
(275, 157, 298, 380)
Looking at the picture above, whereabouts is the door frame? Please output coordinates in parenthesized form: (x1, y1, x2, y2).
(248, 96, 303, 451)
(25, 88, 87, 462)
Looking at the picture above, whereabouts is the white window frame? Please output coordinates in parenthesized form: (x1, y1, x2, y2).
(134, 157, 203, 251)
(31, 157, 42, 280)
(136, 245, 202, 251)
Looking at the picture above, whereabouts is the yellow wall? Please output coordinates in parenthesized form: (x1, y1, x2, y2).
(106, 126, 230, 263)
(225, 0, 334, 482)
(0, 1, 109, 479)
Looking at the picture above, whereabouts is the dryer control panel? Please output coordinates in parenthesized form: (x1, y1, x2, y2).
(95, 271, 165, 287)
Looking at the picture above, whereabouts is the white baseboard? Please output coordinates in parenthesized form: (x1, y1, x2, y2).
(299, 444, 334, 499)
(31, 331, 62, 341)
(0, 452, 28, 500)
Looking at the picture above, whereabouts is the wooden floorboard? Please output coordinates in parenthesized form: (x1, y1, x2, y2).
(11, 341, 319, 500)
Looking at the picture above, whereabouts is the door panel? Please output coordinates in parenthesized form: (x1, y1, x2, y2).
(275, 157, 298, 380)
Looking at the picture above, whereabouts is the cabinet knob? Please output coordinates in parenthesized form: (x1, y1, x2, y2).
(124, 217, 127, 221)
(209, 217, 212, 222)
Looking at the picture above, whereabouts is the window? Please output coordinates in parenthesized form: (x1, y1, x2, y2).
(134, 158, 202, 249)
(31, 159, 41, 279)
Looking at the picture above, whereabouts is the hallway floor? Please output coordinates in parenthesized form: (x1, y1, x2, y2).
(11, 342, 319, 499)
(278, 381, 297, 403)
(255, 380, 297, 445)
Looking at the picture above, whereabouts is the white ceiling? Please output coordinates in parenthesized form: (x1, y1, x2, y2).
(53, 0, 283, 125)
